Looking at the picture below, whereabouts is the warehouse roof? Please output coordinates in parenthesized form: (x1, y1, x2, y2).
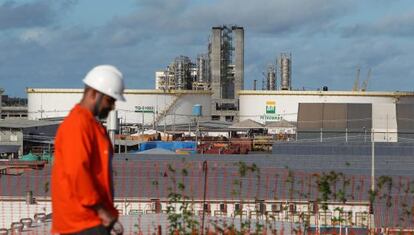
(230, 119, 265, 129)
(26, 88, 212, 95)
(265, 119, 296, 128)
(238, 90, 414, 97)
(155, 120, 233, 131)
(114, 139, 143, 146)
(0, 145, 20, 153)
(0, 119, 60, 129)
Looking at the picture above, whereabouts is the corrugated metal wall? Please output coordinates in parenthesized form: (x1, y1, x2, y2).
(323, 103, 347, 130)
(297, 103, 323, 130)
(397, 104, 414, 141)
(297, 103, 372, 141)
(347, 104, 372, 131)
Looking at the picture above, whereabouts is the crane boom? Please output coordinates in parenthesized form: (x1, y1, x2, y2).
(361, 68, 372, 91)
(352, 67, 360, 91)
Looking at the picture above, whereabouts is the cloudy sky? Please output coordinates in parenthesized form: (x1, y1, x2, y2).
(1, 0, 413, 97)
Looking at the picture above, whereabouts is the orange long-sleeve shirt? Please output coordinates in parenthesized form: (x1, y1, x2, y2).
(51, 104, 118, 234)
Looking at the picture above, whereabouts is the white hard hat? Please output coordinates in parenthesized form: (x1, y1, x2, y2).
(83, 65, 126, 101)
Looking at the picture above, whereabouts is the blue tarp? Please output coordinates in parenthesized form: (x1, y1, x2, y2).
(137, 141, 196, 154)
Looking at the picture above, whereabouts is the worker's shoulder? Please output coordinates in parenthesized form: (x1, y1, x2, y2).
(59, 105, 95, 131)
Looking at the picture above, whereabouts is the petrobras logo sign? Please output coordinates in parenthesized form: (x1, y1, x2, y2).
(260, 100, 282, 121)
(265, 101, 276, 114)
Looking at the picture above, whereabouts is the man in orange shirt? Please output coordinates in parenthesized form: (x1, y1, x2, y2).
(52, 65, 125, 235)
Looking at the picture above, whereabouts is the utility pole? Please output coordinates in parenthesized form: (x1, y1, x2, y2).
(141, 110, 144, 134)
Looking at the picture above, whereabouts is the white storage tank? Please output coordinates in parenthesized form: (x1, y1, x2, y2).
(27, 88, 212, 126)
(238, 90, 414, 142)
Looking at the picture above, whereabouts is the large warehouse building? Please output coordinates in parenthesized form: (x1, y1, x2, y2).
(27, 88, 212, 126)
(26, 88, 414, 142)
(239, 90, 414, 142)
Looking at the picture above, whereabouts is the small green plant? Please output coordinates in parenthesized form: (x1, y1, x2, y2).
(331, 207, 346, 226)
(233, 161, 261, 234)
(149, 160, 410, 233)
(315, 171, 350, 211)
(376, 175, 393, 208)
(285, 169, 295, 199)
(165, 162, 199, 235)
(44, 181, 49, 194)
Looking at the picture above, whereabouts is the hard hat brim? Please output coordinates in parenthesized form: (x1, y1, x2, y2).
(116, 94, 126, 102)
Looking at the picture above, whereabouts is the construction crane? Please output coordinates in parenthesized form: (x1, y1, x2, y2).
(352, 66, 361, 91)
(361, 68, 372, 92)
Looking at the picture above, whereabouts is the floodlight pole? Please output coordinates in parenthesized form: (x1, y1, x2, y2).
(371, 130, 375, 193)
(370, 128, 376, 232)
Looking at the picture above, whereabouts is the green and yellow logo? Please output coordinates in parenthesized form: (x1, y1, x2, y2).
(261, 100, 281, 121)
(265, 101, 276, 114)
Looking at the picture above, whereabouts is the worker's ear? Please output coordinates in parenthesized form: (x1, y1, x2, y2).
(88, 88, 98, 101)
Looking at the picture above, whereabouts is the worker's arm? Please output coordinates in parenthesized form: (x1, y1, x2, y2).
(64, 120, 101, 207)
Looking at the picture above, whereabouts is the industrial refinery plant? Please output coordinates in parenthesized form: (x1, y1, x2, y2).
(2, 25, 414, 234)
(24, 25, 414, 142)
(155, 25, 245, 122)
(155, 26, 294, 122)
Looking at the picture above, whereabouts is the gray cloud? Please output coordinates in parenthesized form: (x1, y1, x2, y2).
(0, 0, 79, 31)
(187, 0, 350, 35)
(294, 38, 411, 92)
(342, 10, 414, 37)
(0, 0, 413, 97)
(104, 0, 351, 48)
(58, 0, 78, 10)
(0, 0, 55, 30)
